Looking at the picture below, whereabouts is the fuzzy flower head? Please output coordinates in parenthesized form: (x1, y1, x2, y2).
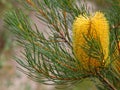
(73, 12, 110, 71)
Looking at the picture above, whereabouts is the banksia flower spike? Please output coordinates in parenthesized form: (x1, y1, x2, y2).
(73, 12, 110, 71)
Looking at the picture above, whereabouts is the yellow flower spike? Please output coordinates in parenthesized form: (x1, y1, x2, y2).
(73, 12, 110, 71)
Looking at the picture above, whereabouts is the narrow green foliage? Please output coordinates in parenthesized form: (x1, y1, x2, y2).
(4, 8, 88, 85)
(4, 0, 120, 90)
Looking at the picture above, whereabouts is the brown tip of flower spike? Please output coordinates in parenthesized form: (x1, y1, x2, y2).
(118, 41, 120, 52)
(26, 0, 35, 7)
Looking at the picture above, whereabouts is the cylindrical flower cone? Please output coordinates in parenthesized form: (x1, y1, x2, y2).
(73, 12, 110, 72)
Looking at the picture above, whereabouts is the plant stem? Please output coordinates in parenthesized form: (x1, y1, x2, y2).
(97, 71, 117, 90)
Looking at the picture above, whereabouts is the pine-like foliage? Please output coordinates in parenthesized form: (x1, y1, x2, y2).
(4, 0, 120, 90)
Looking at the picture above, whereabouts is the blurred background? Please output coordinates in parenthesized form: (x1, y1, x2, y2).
(0, 0, 108, 90)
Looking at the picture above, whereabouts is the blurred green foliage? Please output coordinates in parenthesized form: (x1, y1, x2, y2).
(0, 0, 13, 16)
(0, 0, 14, 68)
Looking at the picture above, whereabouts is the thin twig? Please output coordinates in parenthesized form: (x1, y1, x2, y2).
(33, 65, 89, 80)
(56, 59, 79, 72)
(26, 0, 72, 48)
(26, 0, 35, 7)
(113, 23, 120, 29)
(59, 31, 72, 48)
(97, 71, 117, 90)
(63, 11, 71, 42)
